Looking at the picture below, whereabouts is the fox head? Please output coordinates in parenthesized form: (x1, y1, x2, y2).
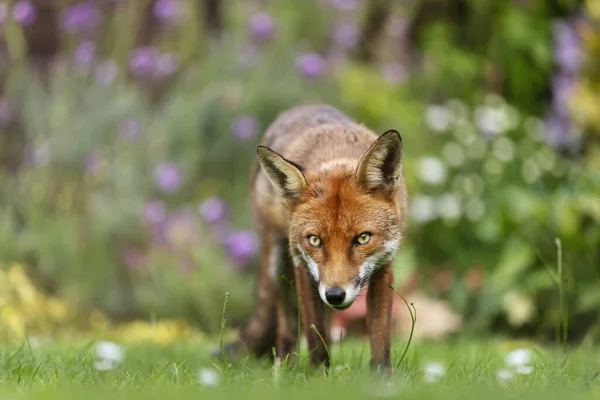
(256, 130, 405, 310)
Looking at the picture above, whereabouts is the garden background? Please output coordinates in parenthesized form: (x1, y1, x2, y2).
(1, 0, 600, 349)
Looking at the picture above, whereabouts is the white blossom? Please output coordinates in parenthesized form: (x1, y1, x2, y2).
(423, 362, 446, 382)
(410, 195, 437, 223)
(418, 157, 447, 185)
(95, 341, 124, 363)
(425, 105, 453, 133)
(505, 348, 533, 368)
(198, 368, 220, 386)
(496, 368, 514, 384)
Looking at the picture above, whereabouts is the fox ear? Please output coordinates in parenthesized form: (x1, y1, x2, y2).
(356, 129, 404, 193)
(257, 146, 307, 206)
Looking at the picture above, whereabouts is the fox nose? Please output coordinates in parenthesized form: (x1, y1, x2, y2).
(325, 287, 346, 306)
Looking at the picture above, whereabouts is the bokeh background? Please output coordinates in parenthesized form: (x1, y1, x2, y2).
(0, 0, 599, 346)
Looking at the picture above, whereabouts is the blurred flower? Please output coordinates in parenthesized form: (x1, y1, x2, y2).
(94, 60, 118, 86)
(474, 106, 510, 135)
(154, 162, 182, 193)
(436, 194, 461, 221)
(121, 249, 146, 269)
(128, 47, 159, 77)
(516, 365, 533, 375)
(231, 115, 259, 140)
(552, 20, 582, 74)
(119, 117, 141, 141)
(522, 158, 542, 183)
(491, 137, 516, 162)
(60, 2, 101, 34)
(144, 201, 167, 225)
(332, 22, 358, 48)
(544, 114, 573, 149)
(165, 210, 198, 250)
(74, 41, 96, 66)
(417, 157, 447, 185)
(227, 230, 259, 267)
(330, 0, 359, 11)
(381, 63, 407, 85)
(198, 368, 220, 386)
(496, 368, 514, 384)
(423, 362, 445, 382)
(155, 53, 179, 77)
(296, 53, 326, 79)
(84, 152, 105, 175)
(153, 0, 180, 22)
(464, 197, 486, 222)
(249, 12, 276, 41)
(552, 74, 576, 117)
(12, 1, 36, 26)
(410, 195, 437, 223)
(95, 341, 124, 362)
(505, 348, 532, 368)
(441, 142, 466, 167)
(503, 291, 535, 327)
(425, 105, 453, 133)
(199, 197, 228, 225)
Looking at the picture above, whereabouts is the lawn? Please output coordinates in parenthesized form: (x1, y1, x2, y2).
(1, 335, 599, 400)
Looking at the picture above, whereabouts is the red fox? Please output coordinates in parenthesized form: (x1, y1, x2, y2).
(225, 105, 407, 373)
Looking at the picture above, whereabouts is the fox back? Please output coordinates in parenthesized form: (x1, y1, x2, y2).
(252, 105, 407, 310)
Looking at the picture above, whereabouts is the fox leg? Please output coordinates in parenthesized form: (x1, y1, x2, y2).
(237, 227, 279, 357)
(294, 266, 330, 369)
(274, 238, 299, 358)
(367, 264, 394, 374)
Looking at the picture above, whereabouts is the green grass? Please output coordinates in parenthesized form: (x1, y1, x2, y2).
(1, 336, 600, 400)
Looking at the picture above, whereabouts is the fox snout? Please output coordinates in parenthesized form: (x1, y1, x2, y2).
(318, 281, 363, 310)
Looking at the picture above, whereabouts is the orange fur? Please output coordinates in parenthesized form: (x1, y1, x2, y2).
(236, 105, 408, 374)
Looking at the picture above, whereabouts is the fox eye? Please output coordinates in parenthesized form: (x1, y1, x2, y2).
(307, 235, 322, 248)
(354, 232, 371, 246)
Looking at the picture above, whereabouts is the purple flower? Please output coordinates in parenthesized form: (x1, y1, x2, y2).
(552, 20, 582, 73)
(60, 2, 101, 33)
(199, 197, 228, 225)
(154, 162, 182, 193)
(155, 53, 179, 77)
(84, 152, 104, 174)
(545, 114, 573, 149)
(94, 60, 118, 86)
(153, 0, 180, 22)
(74, 41, 96, 66)
(121, 249, 146, 269)
(227, 230, 259, 266)
(296, 53, 327, 79)
(249, 12, 276, 41)
(330, 0, 359, 11)
(144, 201, 167, 225)
(231, 115, 259, 140)
(332, 22, 358, 48)
(13, 1, 36, 26)
(119, 117, 141, 141)
(551, 74, 576, 117)
(128, 47, 159, 77)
